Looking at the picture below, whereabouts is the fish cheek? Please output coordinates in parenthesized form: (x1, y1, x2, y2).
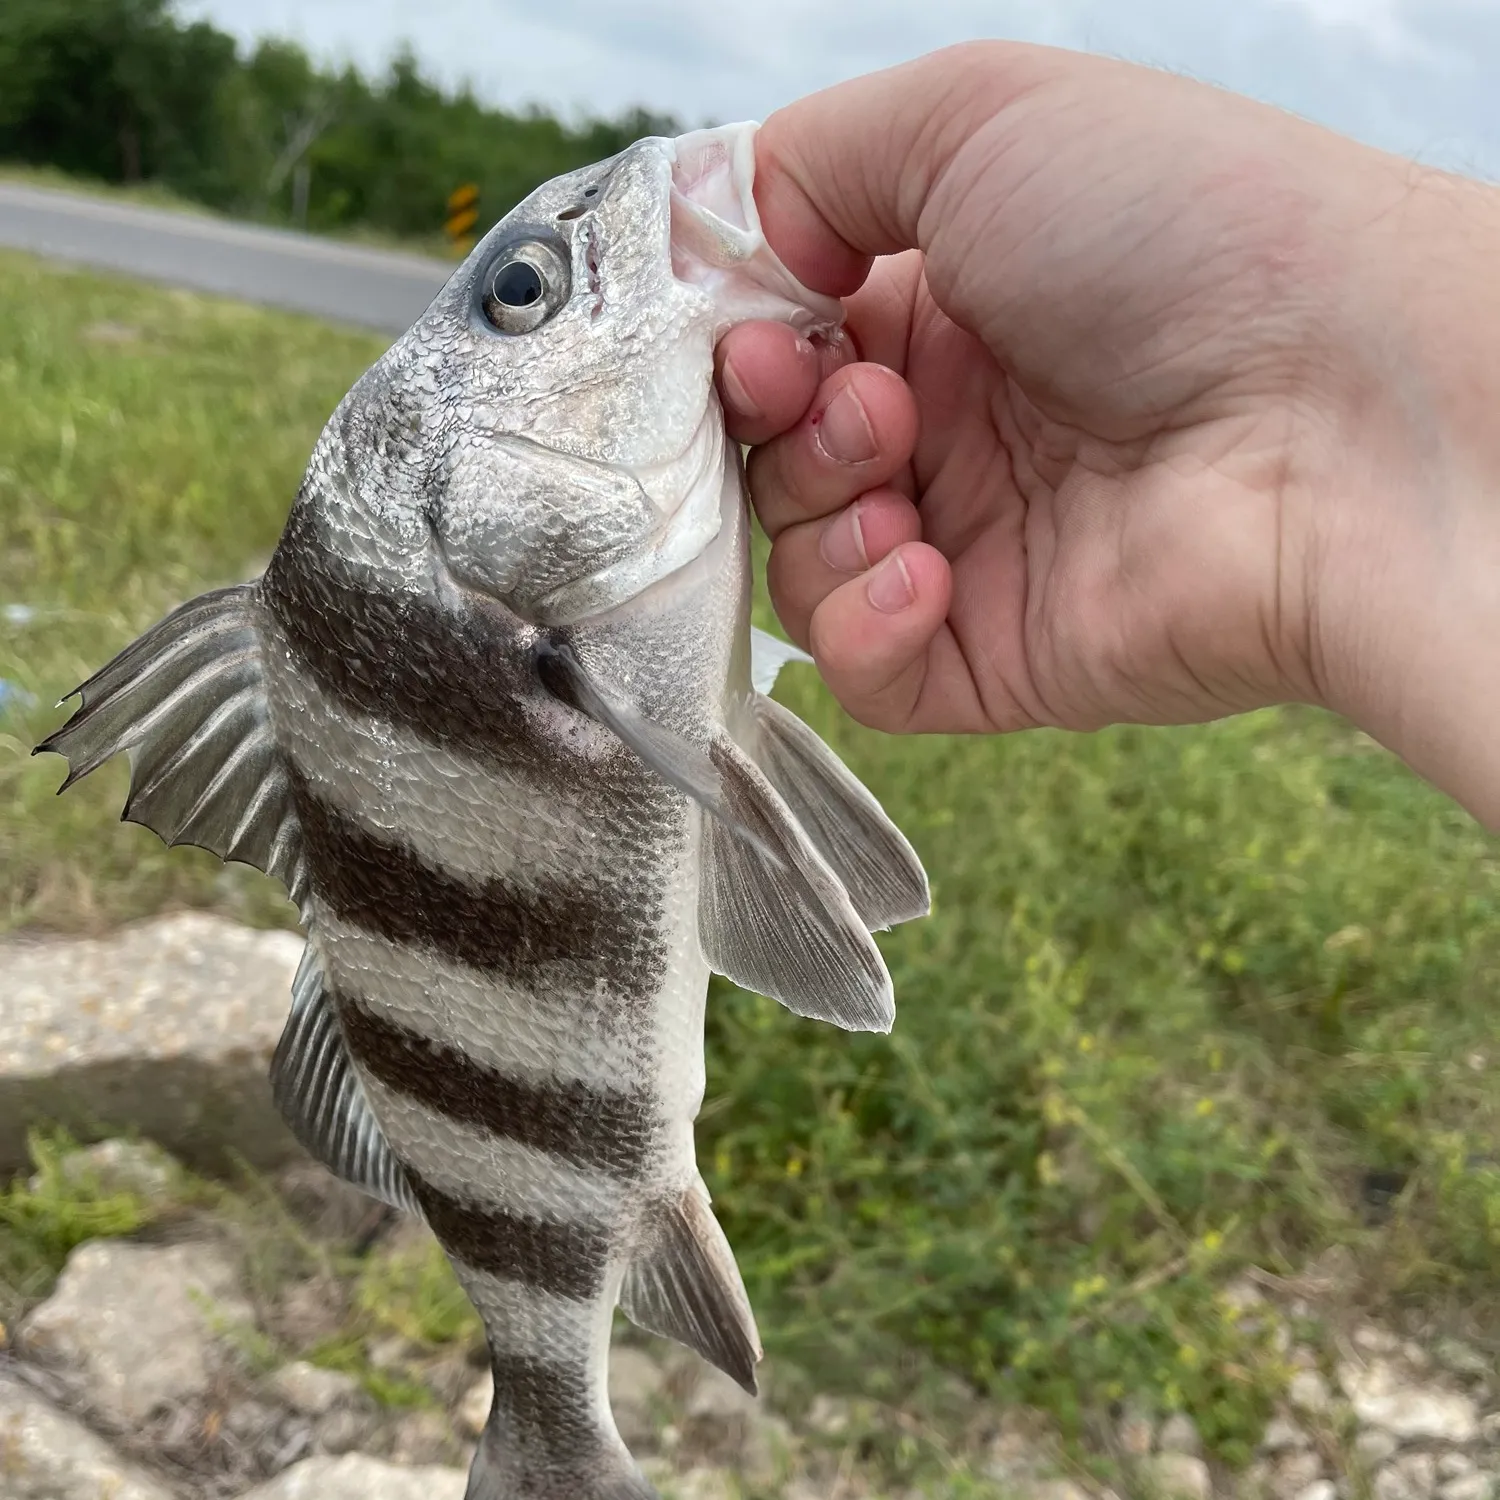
(434, 438, 658, 617)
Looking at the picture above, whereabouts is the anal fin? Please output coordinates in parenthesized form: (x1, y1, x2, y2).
(620, 1180, 761, 1395)
(271, 943, 420, 1217)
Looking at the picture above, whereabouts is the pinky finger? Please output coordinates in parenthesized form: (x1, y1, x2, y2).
(806, 542, 969, 733)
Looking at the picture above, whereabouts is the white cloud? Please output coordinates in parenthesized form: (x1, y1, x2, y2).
(178, 0, 1500, 180)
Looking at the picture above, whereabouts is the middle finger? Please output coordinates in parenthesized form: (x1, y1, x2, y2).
(747, 362, 919, 540)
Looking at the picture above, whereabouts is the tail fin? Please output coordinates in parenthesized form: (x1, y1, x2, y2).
(464, 1417, 657, 1500)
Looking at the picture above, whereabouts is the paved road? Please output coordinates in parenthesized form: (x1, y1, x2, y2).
(0, 181, 454, 334)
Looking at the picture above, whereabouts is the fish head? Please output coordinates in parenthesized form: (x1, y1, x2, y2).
(322, 126, 840, 624)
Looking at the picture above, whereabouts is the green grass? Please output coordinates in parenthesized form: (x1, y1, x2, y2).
(3, 249, 1499, 1464)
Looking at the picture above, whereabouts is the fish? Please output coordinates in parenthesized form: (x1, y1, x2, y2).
(34, 123, 929, 1500)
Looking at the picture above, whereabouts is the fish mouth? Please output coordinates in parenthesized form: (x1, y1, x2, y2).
(660, 125, 844, 341)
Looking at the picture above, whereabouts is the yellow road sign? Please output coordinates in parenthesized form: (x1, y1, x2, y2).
(445, 183, 481, 258)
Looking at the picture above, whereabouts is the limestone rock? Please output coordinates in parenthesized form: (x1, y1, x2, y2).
(1435, 1340, 1492, 1382)
(389, 1407, 463, 1465)
(19, 1238, 252, 1424)
(1260, 1416, 1313, 1454)
(1289, 1369, 1333, 1415)
(1297, 1484, 1337, 1500)
(234, 1454, 468, 1499)
(1340, 1358, 1479, 1442)
(1159, 1413, 1203, 1456)
(0, 1376, 173, 1499)
(1356, 1429, 1400, 1467)
(314, 1407, 377, 1456)
(1139, 1452, 1212, 1499)
(1439, 1478, 1496, 1500)
(269, 1360, 361, 1416)
(1375, 1454, 1439, 1500)
(36, 1137, 182, 1204)
(1269, 1450, 1325, 1500)
(456, 1369, 492, 1439)
(0, 914, 304, 1174)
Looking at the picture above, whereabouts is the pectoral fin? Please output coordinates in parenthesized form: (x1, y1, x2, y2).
(620, 1180, 761, 1395)
(271, 944, 420, 1216)
(33, 584, 306, 911)
(699, 731, 894, 1032)
(748, 625, 813, 695)
(532, 637, 775, 860)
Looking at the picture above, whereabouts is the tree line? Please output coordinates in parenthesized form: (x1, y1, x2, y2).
(0, 0, 681, 241)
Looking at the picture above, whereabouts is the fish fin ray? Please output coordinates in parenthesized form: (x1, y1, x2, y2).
(749, 625, 813, 695)
(34, 585, 306, 906)
(698, 731, 894, 1032)
(270, 943, 421, 1217)
(746, 694, 929, 930)
(620, 1179, 761, 1395)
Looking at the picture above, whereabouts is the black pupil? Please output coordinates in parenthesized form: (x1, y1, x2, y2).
(493, 260, 543, 307)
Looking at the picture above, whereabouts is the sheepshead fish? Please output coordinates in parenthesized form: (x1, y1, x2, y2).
(35, 124, 928, 1500)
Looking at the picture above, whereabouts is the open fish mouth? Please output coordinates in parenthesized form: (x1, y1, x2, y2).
(663, 125, 844, 340)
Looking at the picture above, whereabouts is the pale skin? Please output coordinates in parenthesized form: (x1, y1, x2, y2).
(715, 43, 1500, 829)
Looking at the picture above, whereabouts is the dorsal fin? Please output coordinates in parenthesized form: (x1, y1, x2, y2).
(32, 584, 306, 911)
(619, 1179, 761, 1394)
(271, 944, 420, 1216)
(698, 730, 894, 1033)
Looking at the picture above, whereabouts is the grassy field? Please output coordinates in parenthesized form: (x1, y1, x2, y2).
(2, 248, 1499, 1467)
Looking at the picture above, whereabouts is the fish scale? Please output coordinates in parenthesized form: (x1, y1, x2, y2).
(36, 123, 930, 1500)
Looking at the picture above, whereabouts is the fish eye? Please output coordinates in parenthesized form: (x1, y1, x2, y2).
(479, 240, 570, 335)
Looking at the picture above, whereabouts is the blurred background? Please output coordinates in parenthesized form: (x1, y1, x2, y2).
(0, 3, 1498, 1498)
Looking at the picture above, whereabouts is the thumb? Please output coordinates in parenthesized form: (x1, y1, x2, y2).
(751, 42, 1073, 296)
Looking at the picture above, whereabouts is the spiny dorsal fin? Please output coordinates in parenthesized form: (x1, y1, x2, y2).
(32, 584, 306, 911)
(747, 693, 929, 931)
(271, 944, 420, 1217)
(699, 731, 894, 1033)
(619, 1180, 761, 1395)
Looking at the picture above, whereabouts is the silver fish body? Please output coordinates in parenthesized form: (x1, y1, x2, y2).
(37, 125, 929, 1500)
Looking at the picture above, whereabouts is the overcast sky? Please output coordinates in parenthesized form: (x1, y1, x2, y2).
(179, 0, 1500, 182)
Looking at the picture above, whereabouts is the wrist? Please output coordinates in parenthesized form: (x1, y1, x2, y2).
(1311, 167, 1500, 826)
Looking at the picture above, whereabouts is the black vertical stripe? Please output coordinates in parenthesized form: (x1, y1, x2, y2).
(406, 1165, 610, 1301)
(290, 775, 667, 1004)
(335, 992, 657, 1176)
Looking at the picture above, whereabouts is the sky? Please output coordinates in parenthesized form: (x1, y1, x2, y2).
(179, 0, 1500, 182)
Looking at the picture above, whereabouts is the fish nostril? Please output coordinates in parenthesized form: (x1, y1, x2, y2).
(556, 206, 587, 222)
(583, 184, 599, 198)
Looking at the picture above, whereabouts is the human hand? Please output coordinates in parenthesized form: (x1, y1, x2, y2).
(719, 45, 1500, 823)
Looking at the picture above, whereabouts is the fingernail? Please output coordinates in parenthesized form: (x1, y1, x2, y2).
(720, 358, 761, 421)
(866, 551, 913, 613)
(815, 385, 877, 464)
(818, 502, 868, 573)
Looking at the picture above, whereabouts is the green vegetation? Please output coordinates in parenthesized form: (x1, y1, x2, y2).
(0, 1130, 163, 1323)
(0, 0, 678, 245)
(3, 254, 1499, 1464)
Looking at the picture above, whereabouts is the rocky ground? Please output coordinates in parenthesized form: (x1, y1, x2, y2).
(0, 915, 1497, 1499)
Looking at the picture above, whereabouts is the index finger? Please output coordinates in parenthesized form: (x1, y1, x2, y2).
(752, 42, 1072, 293)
